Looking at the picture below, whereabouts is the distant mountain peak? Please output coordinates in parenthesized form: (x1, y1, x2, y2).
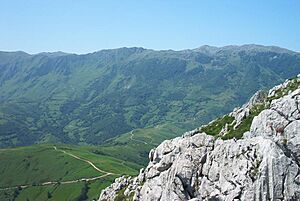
(0, 44, 300, 148)
(0, 44, 298, 57)
(36, 51, 70, 57)
(193, 44, 298, 55)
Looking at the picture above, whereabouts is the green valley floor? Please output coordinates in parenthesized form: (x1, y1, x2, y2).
(0, 122, 193, 201)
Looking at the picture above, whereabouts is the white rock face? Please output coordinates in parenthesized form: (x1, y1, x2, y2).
(230, 90, 267, 132)
(99, 83, 300, 201)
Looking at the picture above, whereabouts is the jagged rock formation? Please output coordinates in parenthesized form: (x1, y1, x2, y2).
(99, 76, 300, 201)
(231, 90, 267, 129)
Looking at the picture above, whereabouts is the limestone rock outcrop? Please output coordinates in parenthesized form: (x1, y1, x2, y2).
(99, 76, 300, 201)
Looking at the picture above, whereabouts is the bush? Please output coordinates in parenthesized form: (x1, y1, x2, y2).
(47, 191, 52, 198)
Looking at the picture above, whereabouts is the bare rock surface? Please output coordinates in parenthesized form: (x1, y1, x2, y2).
(99, 78, 300, 201)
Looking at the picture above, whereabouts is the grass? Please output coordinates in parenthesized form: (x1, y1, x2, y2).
(200, 115, 234, 136)
(86, 177, 116, 200)
(199, 103, 266, 140)
(200, 77, 300, 140)
(1, 77, 299, 200)
(2, 46, 298, 148)
(15, 184, 78, 201)
(0, 144, 139, 201)
(222, 104, 266, 140)
(114, 187, 134, 201)
(114, 188, 127, 201)
(8, 176, 116, 201)
(0, 122, 193, 200)
(0, 188, 19, 201)
(267, 77, 300, 102)
(0, 144, 102, 188)
(93, 122, 194, 166)
(60, 146, 141, 175)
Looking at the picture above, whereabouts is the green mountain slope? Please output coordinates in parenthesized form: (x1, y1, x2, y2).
(94, 122, 195, 166)
(1, 75, 300, 201)
(0, 144, 141, 201)
(1, 45, 300, 147)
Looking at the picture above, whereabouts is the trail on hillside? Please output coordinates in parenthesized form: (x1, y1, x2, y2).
(0, 146, 116, 191)
(130, 130, 148, 145)
(0, 174, 112, 191)
(53, 146, 114, 175)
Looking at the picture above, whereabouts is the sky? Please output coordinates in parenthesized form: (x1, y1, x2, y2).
(1, 0, 300, 54)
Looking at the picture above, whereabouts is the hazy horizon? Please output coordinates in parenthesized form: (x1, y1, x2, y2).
(2, 43, 300, 55)
(1, 0, 300, 54)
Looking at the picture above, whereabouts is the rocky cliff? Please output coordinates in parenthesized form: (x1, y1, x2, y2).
(99, 76, 300, 201)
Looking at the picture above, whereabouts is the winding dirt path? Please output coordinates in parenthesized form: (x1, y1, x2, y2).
(53, 146, 113, 175)
(0, 146, 116, 191)
(130, 130, 148, 145)
(0, 174, 111, 191)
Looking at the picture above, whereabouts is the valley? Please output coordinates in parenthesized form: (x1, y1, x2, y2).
(0, 122, 191, 200)
(1, 45, 300, 200)
(1, 45, 300, 147)
(0, 144, 140, 201)
(1, 0, 300, 200)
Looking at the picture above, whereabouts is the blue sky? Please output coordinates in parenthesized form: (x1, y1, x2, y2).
(1, 0, 300, 54)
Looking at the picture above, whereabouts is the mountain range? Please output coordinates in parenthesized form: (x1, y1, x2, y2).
(1, 44, 300, 147)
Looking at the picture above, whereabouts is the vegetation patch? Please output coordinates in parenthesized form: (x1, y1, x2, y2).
(0, 144, 137, 201)
(202, 77, 300, 140)
(1, 47, 300, 147)
(222, 104, 266, 140)
(114, 188, 134, 201)
(267, 77, 300, 102)
(200, 115, 234, 136)
(94, 122, 194, 166)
